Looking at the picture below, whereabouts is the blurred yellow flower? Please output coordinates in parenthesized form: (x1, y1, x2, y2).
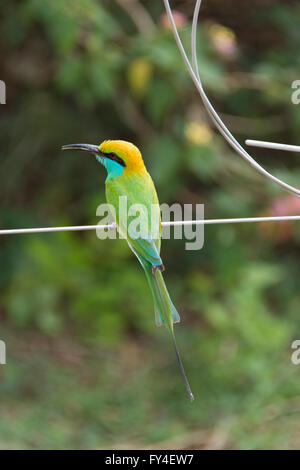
(127, 58, 153, 97)
(209, 24, 237, 58)
(185, 122, 213, 145)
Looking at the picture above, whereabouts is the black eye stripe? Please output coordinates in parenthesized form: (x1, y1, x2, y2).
(103, 152, 126, 167)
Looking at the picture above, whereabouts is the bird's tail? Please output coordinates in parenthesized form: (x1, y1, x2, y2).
(143, 263, 194, 402)
(143, 264, 180, 327)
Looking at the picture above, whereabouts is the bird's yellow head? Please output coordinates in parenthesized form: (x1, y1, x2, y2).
(99, 140, 146, 173)
(61, 139, 146, 179)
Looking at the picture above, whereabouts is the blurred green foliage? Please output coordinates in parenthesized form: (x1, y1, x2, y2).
(0, 0, 300, 449)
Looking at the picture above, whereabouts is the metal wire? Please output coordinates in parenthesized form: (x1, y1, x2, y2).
(163, 0, 300, 197)
(246, 140, 300, 153)
(1, 216, 300, 236)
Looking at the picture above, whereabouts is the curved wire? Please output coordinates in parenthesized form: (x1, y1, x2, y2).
(163, 0, 300, 197)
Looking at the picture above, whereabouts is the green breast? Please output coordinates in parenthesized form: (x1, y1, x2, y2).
(105, 171, 161, 240)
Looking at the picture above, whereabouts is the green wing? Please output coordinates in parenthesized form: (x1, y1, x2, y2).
(105, 171, 162, 264)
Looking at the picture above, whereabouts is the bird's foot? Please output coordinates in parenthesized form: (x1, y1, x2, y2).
(152, 264, 165, 276)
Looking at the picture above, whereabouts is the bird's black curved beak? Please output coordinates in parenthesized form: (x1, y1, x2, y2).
(61, 143, 104, 157)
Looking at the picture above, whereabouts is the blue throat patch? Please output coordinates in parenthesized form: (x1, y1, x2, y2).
(96, 155, 124, 181)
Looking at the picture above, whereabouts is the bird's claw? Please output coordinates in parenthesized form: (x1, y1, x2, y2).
(152, 264, 165, 276)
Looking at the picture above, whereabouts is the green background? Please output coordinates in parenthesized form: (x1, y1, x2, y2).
(0, 0, 300, 449)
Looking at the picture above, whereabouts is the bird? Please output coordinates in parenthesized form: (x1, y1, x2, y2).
(62, 140, 194, 402)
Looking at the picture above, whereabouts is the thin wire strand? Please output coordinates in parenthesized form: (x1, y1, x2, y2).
(163, 0, 300, 197)
(246, 140, 300, 153)
(1, 216, 300, 236)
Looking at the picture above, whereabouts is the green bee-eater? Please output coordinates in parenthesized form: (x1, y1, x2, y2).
(62, 140, 194, 402)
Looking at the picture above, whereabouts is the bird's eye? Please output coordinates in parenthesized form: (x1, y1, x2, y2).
(110, 152, 126, 167)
